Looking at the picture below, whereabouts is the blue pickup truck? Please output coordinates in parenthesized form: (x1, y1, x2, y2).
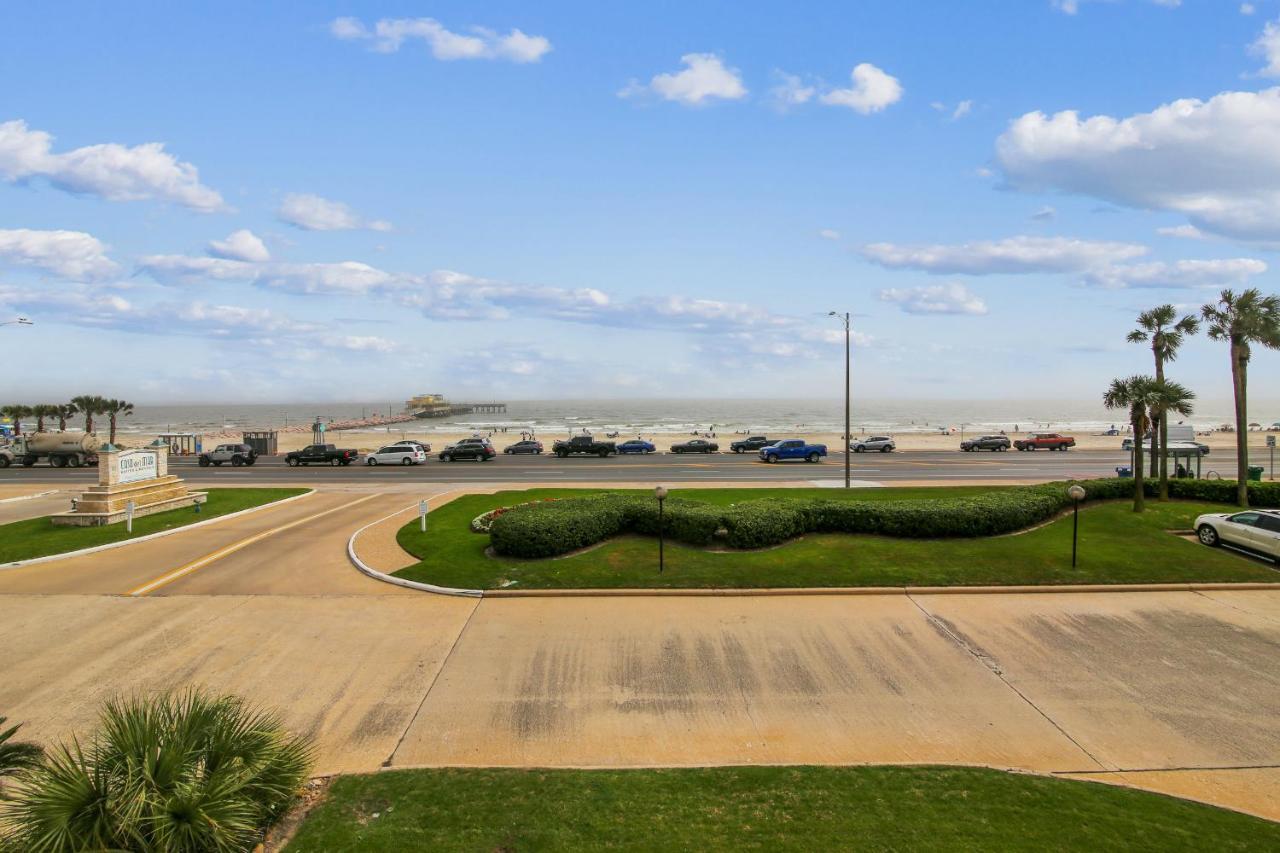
(758, 439, 827, 463)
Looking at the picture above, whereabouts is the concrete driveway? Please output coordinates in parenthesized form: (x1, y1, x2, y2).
(0, 485, 1276, 821)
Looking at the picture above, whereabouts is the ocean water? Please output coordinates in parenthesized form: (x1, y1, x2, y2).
(98, 398, 1278, 437)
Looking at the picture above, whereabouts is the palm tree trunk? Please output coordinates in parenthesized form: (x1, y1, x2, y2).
(1155, 357, 1169, 501)
(58, 415, 66, 431)
(109, 414, 117, 444)
(1233, 342, 1249, 507)
(36, 414, 44, 432)
(1132, 414, 1146, 512)
(84, 413, 93, 435)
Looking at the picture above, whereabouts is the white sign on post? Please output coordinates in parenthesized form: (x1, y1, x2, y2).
(419, 499, 428, 532)
(118, 450, 158, 484)
(126, 500, 136, 532)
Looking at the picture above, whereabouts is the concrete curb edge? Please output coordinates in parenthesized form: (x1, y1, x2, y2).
(0, 489, 58, 504)
(346, 501, 483, 598)
(0, 488, 317, 571)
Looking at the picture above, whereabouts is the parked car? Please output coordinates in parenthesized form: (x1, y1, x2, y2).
(960, 435, 1011, 452)
(503, 440, 544, 455)
(1013, 433, 1075, 451)
(552, 435, 617, 458)
(1195, 509, 1280, 561)
(850, 436, 895, 453)
(385, 439, 431, 453)
(671, 439, 718, 454)
(285, 444, 358, 466)
(198, 443, 258, 467)
(439, 440, 496, 462)
(616, 439, 656, 454)
(758, 439, 827, 464)
(365, 445, 427, 465)
(729, 436, 772, 453)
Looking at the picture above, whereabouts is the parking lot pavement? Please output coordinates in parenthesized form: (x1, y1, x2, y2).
(390, 595, 1099, 771)
(0, 594, 479, 775)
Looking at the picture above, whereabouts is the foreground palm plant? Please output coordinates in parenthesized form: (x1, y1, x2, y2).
(0, 716, 43, 799)
(1, 690, 312, 852)
(1103, 376, 1195, 513)
(103, 399, 134, 444)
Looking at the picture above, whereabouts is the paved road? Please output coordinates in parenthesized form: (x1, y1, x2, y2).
(0, 449, 1255, 485)
(2, 485, 1277, 820)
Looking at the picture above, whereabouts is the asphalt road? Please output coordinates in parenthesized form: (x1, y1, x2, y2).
(0, 449, 1257, 485)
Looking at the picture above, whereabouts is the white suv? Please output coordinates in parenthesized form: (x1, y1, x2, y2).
(850, 436, 896, 453)
(365, 445, 427, 466)
(1195, 509, 1280, 560)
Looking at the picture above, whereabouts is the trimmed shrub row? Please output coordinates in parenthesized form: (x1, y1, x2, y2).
(487, 478, 1279, 559)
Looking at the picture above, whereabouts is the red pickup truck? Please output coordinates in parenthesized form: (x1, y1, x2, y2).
(1014, 433, 1075, 451)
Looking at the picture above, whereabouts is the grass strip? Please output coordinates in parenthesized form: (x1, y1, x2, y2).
(0, 488, 309, 564)
(286, 765, 1280, 851)
(393, 487, 1278, 589)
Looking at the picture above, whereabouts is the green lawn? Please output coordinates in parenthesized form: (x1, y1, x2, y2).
(285, 766, 1279, 852)
(0, 487, 309, 563)
(393, 487, 1279, 589)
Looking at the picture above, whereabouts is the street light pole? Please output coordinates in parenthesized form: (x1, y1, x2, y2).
(829, 311, 851, 489)
(654, 486, 668, 573)
(1067, 484, 1086, 567)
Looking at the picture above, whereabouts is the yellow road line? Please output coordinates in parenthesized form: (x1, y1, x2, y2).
(127, 493, 381, 597)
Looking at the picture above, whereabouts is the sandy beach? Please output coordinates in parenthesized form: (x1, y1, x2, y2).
(114, 425, 1268, 456)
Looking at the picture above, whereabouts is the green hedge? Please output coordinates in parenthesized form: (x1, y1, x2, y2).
(487, 478, 1278, 559)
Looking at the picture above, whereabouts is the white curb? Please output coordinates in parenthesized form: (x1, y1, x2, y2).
(0, 489, 317, 570)
(346, 495, 483, 598)
(0, 489, 59, 504)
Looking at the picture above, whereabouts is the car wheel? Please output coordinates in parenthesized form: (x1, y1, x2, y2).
(807, 452, 820, 463)
(1197, 524, 1221, 547)
(51, 456, 66, 468)
(330, 458, 340, 466)
(401, 458, 412, 465)
(287, 458, 299, 467)
(367, 458, 377, 465)
(443, 454, 453, 462)
(854, 446, 864, 453)
(880, 446, 891, 452)
(0, 456, 9, 468)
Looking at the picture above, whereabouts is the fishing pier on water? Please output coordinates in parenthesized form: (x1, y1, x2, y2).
(404, 394, 507, 419)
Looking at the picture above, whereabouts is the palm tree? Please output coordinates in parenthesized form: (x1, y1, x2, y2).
(0, 715, 43, 798)
(1, 404, 32, 436)
(1126, 305, 1199, 501)
(1201, 289, 1280, 506)
(55, 402, 77, 432)
(102, 399, 134, 444)
(69, 395, 105, 436)
(31, 404, 59, 433)
(1104, 376, 1152, 512)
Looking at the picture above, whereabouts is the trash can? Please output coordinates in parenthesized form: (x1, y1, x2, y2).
(1248, 465, 1264, 482)
(1115, 466, 1132, 478)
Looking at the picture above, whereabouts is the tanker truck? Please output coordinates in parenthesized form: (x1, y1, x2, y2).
(5, 433, 101, 468)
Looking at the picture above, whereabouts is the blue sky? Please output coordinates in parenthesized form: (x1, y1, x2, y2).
(2, 1, 1279, 403)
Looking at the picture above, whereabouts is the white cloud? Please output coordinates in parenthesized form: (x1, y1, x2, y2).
(0, 120, 226, 212)
(1252, 18, 1280, 77)
(952, 100, 973, 120)
(768, 71, 815, 111)
(0, 228, 118, 279)
(1052, 0, 1180, 13)
(861, 235, 1147, 274)
(1030, 205, 1057, 221)
(818, 229, 841, 241)
(1156, 224, 1206, 240)
(620, 54, 748, 106)
(1242, 3, 1257, 15)
(819, 63, 903, 114)
(879, 283, 988, 315)
(995, 87, 1280, 241)
(207, 229, 270, 263)
(277, 193, 391, 232)
(330, 17, 551, 63)
(1083, 258, 1267, 289)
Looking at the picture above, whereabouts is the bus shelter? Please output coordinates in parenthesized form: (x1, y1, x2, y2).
(156, 433, 200, 456)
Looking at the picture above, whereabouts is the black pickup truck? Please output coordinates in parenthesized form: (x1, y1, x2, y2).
(730, 436, 771, 453)
(552, 435, 617, 458)
(285, 443, 359, 466)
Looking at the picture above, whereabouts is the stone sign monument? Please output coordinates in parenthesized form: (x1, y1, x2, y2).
(52, 442, 207, 526)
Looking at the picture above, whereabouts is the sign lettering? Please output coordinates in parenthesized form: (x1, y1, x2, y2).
(118, 450, 159, 484)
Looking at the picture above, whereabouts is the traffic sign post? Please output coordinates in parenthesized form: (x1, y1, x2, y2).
(419, 499, 428, 533)
(1268, 434, 1275, 480)
(126, 500, 136, 533)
